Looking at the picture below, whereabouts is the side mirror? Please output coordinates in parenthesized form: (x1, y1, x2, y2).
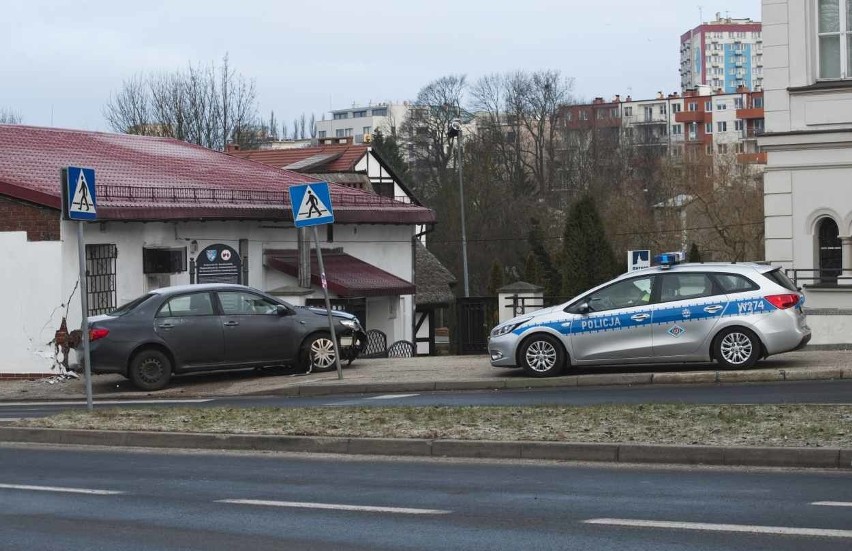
(276, 304, 290, 316)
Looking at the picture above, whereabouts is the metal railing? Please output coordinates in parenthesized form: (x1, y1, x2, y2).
(96, 185, 421, 208)
(786, 268, 852, 288)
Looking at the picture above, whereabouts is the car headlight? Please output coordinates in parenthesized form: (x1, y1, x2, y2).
(340, 319, 358, 330)
(490, 317, 532, 338)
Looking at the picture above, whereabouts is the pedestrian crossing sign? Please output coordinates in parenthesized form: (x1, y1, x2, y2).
(289, 182, 334, 228)
(65, 167, 97, 221)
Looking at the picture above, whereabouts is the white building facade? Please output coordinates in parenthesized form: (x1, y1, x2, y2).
(315, 103, 409, 144)
(759, 0, 852, 346)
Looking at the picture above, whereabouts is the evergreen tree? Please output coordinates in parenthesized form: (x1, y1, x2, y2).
(371, 129, 409, 179)
(688, 242, 702, 263)
(561, 195, 620, 298)
(524, 252, 540, 285)
(487, 260, 504, 296)
(527, 217, 560, 297)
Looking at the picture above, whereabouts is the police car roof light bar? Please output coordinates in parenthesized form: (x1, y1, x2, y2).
(654, 251, 685, 270)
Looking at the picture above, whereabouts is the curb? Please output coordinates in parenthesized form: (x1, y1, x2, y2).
(1, 427, 850, 470)
(2, 366, 850, 403)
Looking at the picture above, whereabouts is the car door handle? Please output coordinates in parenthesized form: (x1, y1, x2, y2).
(223, 321, 240, 327)
(631, 314, 651, 322)
(157, 323, 174, 330)
(704, 305, 724, 313)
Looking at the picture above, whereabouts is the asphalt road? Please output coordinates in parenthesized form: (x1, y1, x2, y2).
(1, 444, 851, 550)
(1, 379, 851, 419)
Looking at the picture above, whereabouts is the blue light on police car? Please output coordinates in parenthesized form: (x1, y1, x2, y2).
(654, 251, 685, 269)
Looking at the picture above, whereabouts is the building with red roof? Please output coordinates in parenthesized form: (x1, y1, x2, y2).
(0, 125, 435, 376)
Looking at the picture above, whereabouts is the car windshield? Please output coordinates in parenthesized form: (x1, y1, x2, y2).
(108, 294, 155, 317)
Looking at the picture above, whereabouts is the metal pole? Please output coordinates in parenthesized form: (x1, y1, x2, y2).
(311, 226, 343, 380)
(77, 222, 93, 412)
(458, 132, 470, 297)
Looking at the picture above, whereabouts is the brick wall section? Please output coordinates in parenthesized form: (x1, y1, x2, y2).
(0, 196, 60, 241)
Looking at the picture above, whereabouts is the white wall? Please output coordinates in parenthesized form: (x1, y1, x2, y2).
(0, 232, 64, 374)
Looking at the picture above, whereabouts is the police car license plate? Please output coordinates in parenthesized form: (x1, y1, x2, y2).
(338, 336, 353, 347)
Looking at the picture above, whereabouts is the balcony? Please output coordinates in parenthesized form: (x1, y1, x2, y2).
(736, 107, 764, 120)
(736, 152, 767, 164)
(674, 110, 709, 124)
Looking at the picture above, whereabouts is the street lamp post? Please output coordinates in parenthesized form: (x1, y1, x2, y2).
(450, 118, 470, 297)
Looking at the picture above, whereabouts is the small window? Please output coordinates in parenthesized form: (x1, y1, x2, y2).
(672, 103, 682, 113)
(713, 273, 760, 293)
(584, 276, 653, 312)
(218, 291, 280, 315)
(371, 108, 388, 117)
(110, 294, 155, 317)
(157, 293, 214, 318)
(658, 273, 716, 303)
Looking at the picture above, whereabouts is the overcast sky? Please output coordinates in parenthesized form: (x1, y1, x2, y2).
(3, 0, 761, 132)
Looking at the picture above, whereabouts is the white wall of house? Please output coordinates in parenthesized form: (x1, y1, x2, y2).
(760, 0, 852, 342)
(41, 218, 416, 375)
(0, 232, 64, 375)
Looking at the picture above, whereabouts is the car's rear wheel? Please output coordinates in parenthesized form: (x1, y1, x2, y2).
(302, 333, 338, 372)
(713, 327, 760, 369)
(128, 348, 172, 391)
(519, 334, 565, 378)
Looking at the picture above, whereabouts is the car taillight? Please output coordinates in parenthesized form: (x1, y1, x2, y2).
(765, 294, 800, 310)
(89, 327, 110, 341)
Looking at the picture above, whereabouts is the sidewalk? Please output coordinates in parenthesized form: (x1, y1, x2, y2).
(2, 350, 851, 402)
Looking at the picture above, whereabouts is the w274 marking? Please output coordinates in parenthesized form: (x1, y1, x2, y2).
(736, 300, 767, 314)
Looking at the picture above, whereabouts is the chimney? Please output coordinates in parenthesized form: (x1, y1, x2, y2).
(225, 143, 240, 153)
(613, 94, 621, 102)
(656, 91, 664, 99)
(593, 97, 604, 104)
(625, 95, 632, 102)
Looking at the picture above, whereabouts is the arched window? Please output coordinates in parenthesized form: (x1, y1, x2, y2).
(818, 218, 842, 283)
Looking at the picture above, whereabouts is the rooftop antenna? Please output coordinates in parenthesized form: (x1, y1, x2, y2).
(698, 5, 703, 24)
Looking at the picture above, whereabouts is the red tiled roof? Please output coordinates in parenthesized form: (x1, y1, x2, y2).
(266, 250, 415, 297)
(0, 125, 435, 225)
(229, 144, 368, 172)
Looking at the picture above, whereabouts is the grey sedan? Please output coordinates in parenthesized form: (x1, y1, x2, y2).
(80, 284, 366, 390)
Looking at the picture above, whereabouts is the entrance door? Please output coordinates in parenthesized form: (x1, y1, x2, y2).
(819, 218, 842, 283)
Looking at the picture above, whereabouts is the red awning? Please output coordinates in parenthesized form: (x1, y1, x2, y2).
(266, 250, 415, 298)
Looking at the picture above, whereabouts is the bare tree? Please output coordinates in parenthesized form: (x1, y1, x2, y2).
(0, 107, 23, 124)
(299, 113, 307, 141)
(268, 111, 278, 140)
(309, 113, 317, 138)
(104, 54, 259, 150)
(281, 119, 289, 140)
(292, 117, 299, 140)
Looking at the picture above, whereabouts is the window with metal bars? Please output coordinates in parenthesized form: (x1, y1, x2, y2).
(86, 244, 117, 316)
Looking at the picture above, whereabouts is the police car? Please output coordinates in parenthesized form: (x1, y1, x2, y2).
(488, 253, 811, 377)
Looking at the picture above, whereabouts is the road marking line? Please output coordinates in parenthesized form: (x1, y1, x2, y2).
(583, 518, 852, 539)
(0, 483, 123, 495)
(366, 394, 419, 400)
(0, 399, 213, 407)
(217, 499, 449, 515)
(813, 502, 852, 508)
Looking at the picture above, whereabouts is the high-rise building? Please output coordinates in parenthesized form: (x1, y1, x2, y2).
(679, 13, 763, 93)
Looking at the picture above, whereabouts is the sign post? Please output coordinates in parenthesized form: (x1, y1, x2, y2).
(288, 182, 342, 380)
(63, 167, 98, 412)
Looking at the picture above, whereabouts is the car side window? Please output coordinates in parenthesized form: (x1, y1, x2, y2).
(218, 291, 279, 315)
(713, 273, 759, 294)
(658, 273, 716, 303)
(585, 276, 653, 312)
(157, 293, 214, 318)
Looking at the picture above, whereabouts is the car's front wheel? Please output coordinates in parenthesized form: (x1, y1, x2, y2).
(519, 334, 565, 377)
(128, 348, 172, 391)
(301, 333, 338, 372)
(713, 327, 760, 369)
